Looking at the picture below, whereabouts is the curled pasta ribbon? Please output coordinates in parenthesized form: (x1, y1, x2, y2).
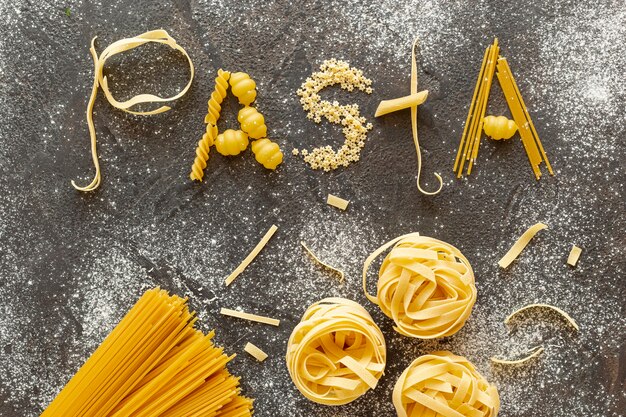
(393, 351, 500, 417)
(189, 124, 217, 181)
(215, 129, 249, 156)
(483, 115, 517, 140)
(363, 233, 477, 338)
(251, 139, 283, 170)
(238, 106, 267, 139)
(73, 29, 194, 192)
(286, 297, 386, 405)
(411, 38, 442, 195)
(229, 72, 257, 105)
(204, 69, 230, 126)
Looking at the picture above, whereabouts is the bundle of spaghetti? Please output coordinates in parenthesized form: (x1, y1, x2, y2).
(41, 288, 253, 417)
(496, 58, 553, 179)
(454, 38, 499, 177)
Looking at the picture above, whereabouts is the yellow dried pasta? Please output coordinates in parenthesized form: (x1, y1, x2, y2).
(230, 72, 257, 105)
(251, 138, 283, 170)
(393, 351, 500, 417)
(363, 233, 476, 338)
(215, 129, 249, 156)
(72, 30, 194, 192)
(498, 222, 547, 269)
(286, 298, 386, 405)
(483, 115, 517, 140)
(238, 106, 267, 139)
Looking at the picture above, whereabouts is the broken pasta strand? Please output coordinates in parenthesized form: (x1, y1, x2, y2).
(498, 222, 547, 268)
(301, 241, 345, 282)
(72, 30, 194, 192)
(505, 303, 579, 331)
(491, 346, 544, 365)
(411, 38, 442, 195)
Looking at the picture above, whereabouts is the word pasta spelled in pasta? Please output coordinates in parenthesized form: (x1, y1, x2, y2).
(363, 233, 477, 338)
(295, 59, 373, 171)
(41, 288, 253, 417)
(393, 351, 500, 417)
(286, 297, 386, 405)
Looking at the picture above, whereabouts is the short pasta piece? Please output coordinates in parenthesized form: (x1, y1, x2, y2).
(205, 69, 230, 125)
(483, 115, 517, 140)
(244, 342, 268, 362)
(238, 106, 267, 139)
(215, 129, 249, 156)
(230, 72, 257, 105)
(498, 222, 547, 269)
(251, 138, 283, 170)
(393, 351, 499, 417)
(190, 123, 218, 181)
(286, 297, 386, 405)
(326, 193, 349, 210)
(567, 245, 582, 266)
(363, 233, 477, 338)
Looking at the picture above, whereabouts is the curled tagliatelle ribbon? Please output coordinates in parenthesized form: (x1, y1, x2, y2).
(393, 351, 500, 417)
(286, 297, 386, 405)
(362, 233, 477, 338)
(72, 29, 195, 192)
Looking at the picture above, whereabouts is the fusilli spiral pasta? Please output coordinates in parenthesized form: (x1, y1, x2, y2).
(363, 233, 477, 339)
(229, 72, 257, 106)
(251, 139, 283, 170)
(393, 351, 499, 417)
(483, 115, 517, 140)
(238, 106, 267, 139)
(204, 69, 230, 126)
(189, 123, 218, 181)
(215, 129, 249, 156)
(286, 297, 386, 406)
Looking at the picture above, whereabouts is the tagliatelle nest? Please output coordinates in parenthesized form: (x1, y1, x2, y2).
(363, 233, 477, 339)
(286, 297, 386, 405)
(393, 351, 500, 417)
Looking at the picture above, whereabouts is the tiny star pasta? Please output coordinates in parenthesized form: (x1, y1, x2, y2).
(286, 297, 386, 405)
(393, 351, 499, 417)
(363, 233, 477, 338)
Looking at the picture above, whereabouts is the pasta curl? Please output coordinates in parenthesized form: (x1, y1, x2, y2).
(238, 106, 267, 139)
(251, 138, 283, 170)
(229, 72, 257, 105)
(393, 351, 499, 417)
(286, 297, 386, 406)
(363, 233, 477, 339)
(189, 124, 218, 181)
(483, 115, 517, 140)
(204, 69, 230, 126)
(215, 129, 249, 156)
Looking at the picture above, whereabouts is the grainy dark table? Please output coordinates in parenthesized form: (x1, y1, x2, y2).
(0, 1, 624, 416)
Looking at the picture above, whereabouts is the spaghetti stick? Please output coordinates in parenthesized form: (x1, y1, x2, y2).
(225, 225, 278, 286)
(455, 45, 490, 173)
(499, 58, 553, 175)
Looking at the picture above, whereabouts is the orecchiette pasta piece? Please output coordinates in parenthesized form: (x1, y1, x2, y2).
(251, 139, 283, 170)
(215, 129, 249, 156)
(229, 72, 257, 105)
(238, 106, 267, 139)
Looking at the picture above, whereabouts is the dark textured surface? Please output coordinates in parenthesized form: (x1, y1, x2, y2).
(0, 1, 624, 416)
